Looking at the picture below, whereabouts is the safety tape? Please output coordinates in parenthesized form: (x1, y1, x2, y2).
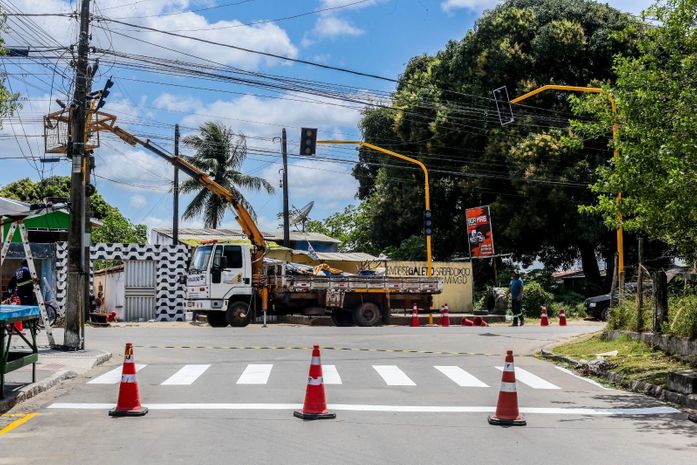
(121, 374, 137, 383)
(307, 376, 323, 386)
(499, 382, 517, 393)
(132, 344, 533, 357)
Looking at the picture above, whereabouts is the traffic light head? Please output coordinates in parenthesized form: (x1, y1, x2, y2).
(424, 210, 433, 235)
(96, 77, 114, 110)
(299, 128, 317, 156)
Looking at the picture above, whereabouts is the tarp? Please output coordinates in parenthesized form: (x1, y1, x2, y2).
(0, 197, 32, 218)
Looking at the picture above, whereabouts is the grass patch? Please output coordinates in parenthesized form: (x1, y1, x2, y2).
(552, 334, 693, 387)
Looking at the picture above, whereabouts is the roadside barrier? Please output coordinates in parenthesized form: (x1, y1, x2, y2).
(488, 350, 526, 426)
(109, 342, 148, 417)
(559, 308, 567, 326)
(294, 345, 335, 420)
(410, 303, 420, 327)
(440, 304, 450, 327)
(540, 306, 549, 327)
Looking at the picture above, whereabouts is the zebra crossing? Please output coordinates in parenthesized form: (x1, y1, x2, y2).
(85, 362, 604, 391)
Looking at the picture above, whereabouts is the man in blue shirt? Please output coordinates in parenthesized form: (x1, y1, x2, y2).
(509, 271, 524, 326)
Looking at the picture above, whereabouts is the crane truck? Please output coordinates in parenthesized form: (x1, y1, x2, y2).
(60, 110, 443, 327)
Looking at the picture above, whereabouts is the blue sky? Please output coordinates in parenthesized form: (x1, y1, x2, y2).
(0, 0, 654, 237)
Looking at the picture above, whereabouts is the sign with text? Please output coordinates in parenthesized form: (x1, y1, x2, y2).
(466, 205, 495, 258)
(387, 261, 473, 312)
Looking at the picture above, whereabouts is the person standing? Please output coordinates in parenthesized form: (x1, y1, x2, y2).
(509, 271, 524, 326)
(13, 259, 37, 306)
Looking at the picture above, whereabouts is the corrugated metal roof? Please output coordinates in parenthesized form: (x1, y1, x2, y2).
(153, 228, 340, 244)
(310, 252, 381, 262)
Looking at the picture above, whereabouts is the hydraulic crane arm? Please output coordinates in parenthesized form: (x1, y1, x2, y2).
(108, 125, 268, 259)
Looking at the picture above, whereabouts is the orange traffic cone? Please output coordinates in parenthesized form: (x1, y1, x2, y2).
(488, 350, 526, 426)
(559, 308, 567, 326)
(294, 345, 336, 420)
(410, 303, 420, 327)
(462, 317, 474, 326)
(440, 304, 450, 327)
(109, 343, 148, 417)
(540, 306, 549, 326)
(474, 316, 489, 327)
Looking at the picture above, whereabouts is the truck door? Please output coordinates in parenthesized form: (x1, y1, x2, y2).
(210, 244, 249, 301)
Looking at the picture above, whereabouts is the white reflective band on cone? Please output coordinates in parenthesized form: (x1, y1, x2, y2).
(311, 357, 321, 365)
(121, 374, 137, 383)
(125, 355, 134, 363)
(499, 382, 517, 393)
(307, 376, 324, 386)
(503, 362, 514, 372)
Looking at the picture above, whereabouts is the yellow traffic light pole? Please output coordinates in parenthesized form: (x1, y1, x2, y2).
(316, 140, 433, 278)
(509, 84, 624, 290)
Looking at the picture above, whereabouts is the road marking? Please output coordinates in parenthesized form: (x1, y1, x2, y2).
(161, 364, 210, 386)
(373, 365, 416, 386)
(237, 364, 273, 384)
(434, 366, 489, 387)
(46, 403, 680, 416)
(554, 366, 612, 390)
(496, 366, 560, 390)
(0, 413, 37, 436)
(322, 365, 342, 385)
(87, 364, 146, 384)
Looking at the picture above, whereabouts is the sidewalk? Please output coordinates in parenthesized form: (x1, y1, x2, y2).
(1, 328, 111, 412)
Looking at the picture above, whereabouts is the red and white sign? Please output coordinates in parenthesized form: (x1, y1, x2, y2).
(466, 206, 495, 258)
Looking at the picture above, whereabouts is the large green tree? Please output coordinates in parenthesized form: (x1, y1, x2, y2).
(575, 0, 697, 260)
(180, 122, 274, 228)
(354, 0, 642, 287)
(0, 176, 146, 244)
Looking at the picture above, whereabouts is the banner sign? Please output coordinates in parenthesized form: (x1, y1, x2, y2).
(466, 205, 495, 258)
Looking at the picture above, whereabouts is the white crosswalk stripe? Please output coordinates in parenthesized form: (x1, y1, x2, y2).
(373, 365, 416, 386)
(237, 364, 273, 384)
(496, 366, 561, 390)
(434, 366, 489, 387)
(88, 364, 147, 384)
(322, 365, 342, 385)
(161, 364, 211, 386)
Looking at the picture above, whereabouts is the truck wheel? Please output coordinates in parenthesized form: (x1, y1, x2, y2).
(227, 301, 252, 327)
(207, 312, 228, 327)
(331, 311, 353, 327)
(353, 302, 381, 327)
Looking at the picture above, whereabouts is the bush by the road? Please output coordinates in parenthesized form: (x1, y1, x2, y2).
(522, 282, 553, 318)
(608, 294, 697, 339)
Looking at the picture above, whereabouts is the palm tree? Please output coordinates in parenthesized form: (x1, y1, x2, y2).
(180, 122, 274, 228)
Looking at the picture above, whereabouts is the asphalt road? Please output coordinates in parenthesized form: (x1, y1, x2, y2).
(2, 323, 696, 465)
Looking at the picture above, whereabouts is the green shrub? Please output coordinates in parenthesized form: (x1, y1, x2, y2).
(522, 282, 553, 318)
(666, 295, 697, 339)
(606, 296, 652, 332)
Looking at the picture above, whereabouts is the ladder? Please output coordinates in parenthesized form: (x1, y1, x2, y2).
(0, 220, 56, 347)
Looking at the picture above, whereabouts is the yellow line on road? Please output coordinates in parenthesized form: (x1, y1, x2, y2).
(0, 413, 37, 436)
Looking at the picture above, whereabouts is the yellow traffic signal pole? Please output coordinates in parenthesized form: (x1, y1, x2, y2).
(317, 140, 435, 322)
(509, 84, 624, 292)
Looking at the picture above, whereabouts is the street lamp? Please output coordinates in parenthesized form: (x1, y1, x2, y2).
(502, 84, 624, 289)
(315, 140, 434, 278)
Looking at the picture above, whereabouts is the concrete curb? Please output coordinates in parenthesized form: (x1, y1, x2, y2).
(538, 349, 697, 413)
(0, 351, 112, 413)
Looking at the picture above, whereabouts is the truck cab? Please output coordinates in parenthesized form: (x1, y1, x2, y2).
(185, 242, 255, 327)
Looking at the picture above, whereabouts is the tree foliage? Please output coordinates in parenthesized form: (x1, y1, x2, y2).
(575, 0, 697, 260)
(180, 122, 274, 228)
(306, 204, 376, 253)
(0, 175, 146, 244)
(355, 0, 642, 285)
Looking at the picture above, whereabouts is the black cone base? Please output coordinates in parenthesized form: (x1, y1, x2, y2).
(109, 406, 149, 417)
(488, 414, 526, 426)
(294, 410, 336, 420)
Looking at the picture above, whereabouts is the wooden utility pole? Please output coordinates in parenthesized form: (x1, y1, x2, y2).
(173, 124, 180, 245)
(65, 0, 92, 350)
(653, 271, 668, 333)
(281, 128, 290, 248)
(637, 237, 644, 331)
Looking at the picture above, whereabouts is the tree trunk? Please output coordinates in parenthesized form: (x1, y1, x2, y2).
(579, 243, 602, 289)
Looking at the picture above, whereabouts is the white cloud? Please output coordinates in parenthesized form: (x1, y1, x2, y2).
(313, 16, 364, 39)
(130, 194, 147, 208)
(262, 160, 358, 203)
(153, 93, 203, 112)
(9, 0, 298, 70)
(441, 0, 500, 13)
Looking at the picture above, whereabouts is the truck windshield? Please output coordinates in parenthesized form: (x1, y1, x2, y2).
(190, 245, 213, 272)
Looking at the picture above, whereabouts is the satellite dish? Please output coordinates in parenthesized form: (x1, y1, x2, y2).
(289, 201, 314, 231)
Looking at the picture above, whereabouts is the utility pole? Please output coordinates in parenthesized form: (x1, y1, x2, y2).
(637, 237, 644, 331)
(173, 124, 180, 245)
(281, 128, 290, 248)
(65, 0, 92, 350)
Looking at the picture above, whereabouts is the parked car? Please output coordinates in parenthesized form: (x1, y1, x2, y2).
(584, 293, 612, 321)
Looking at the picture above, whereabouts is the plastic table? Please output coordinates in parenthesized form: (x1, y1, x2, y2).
(0, 305, 39, 398)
